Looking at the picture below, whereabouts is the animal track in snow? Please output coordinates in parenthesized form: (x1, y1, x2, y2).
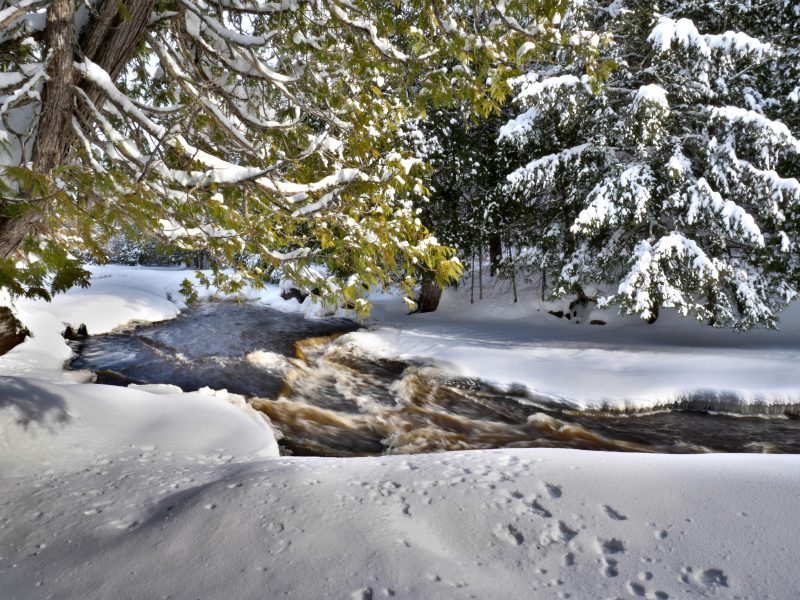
(544, 483, 562, 499)
(627, 581, 669, 599)
(529, 499, 552, 518)
(600, 537, 626, 554)
(602, 558, 619, 578)
(540, 520, 575, 545)
(699, 568, 728, 588)
(594, 536, 625, 578)
(628, 581, 646, 597)
(680, 566, 728, 588)
(602, 505, 627, 521)
(351, 588, 372, 600)
(495, 523, 524, 545)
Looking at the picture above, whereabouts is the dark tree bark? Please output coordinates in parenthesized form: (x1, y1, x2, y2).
(0, 0, 75, 259)
(79, 0, 157, 103)
(32, 0, 76, 174)
(416, 275, 443, 313)
(646, 302, 659, 324)
(0, 307, 29, 355)
(488, 233, 502, 277)
(0, 0, 156, 260)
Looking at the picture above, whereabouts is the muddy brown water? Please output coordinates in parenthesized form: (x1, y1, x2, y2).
(69, 300, 800, 456)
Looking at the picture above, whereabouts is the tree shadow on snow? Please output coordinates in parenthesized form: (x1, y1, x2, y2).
(0, 377, 71, 428)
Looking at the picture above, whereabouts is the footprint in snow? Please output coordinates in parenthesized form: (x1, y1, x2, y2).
(595, 537, 625, 579)
(627, 581, 669, 598)
(529, 499, 552, 518)
(602, 504, 627, 521)
(540, 520, 578, 545)
(680, 566, 729, 588)
(544, 483, 562, 499)
(699, 569, 728, 588)
(599, 537, 625, 554)
(628, 581, 647, 597)
(351, 588, 372, 600)
(602, 558, 619, 578)
(495, 523, 524, 545)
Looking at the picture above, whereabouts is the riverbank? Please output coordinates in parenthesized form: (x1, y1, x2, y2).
(2, 404, 798, 599)
(344, 277, 800, 414)
(1, 265, 799, 598)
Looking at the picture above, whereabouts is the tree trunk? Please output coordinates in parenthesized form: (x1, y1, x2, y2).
(417, 275, 443, 313)
(646, 302, 659, 324)
(0, 307, 29, 355)
(79, 0, 157, 105)
(478, 239, 483, 300)
(470, 248, 475, 304)
(489, 233, 502, 277)
(0, 0, 75, 259)
(0, 0, 156, 260)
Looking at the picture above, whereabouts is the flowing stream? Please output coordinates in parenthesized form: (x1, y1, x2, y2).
(69, 300, 800, 456)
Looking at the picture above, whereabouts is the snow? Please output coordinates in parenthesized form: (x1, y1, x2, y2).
(2, 265, 800, 598)
(3, 264, 800, 414)
(648, 17, 772, 57)
(710, 106, 800, 153)
(1, 408, 799, 598)
(511, 73, 584, 104)
(497, 106, 540, 145)
(0, 265, 207, 382)
(75, 57, 367, 201)
(343, 274, 800, 414)
(506, 144, 590, 187)
(0, 378, 278, 471)
(572, 164, 654, 230)
(686, 177, 765, 245)
(0, 72, 24, 89)
(634, 84, 669, 110)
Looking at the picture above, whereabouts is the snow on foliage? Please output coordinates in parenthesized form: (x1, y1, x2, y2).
(648, 17, 772, 58)
(491, 0, 800, 329)
(0, 0, 564, 311)
(633, 84, 668, 111)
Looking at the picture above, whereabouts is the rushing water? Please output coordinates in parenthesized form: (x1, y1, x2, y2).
(69, 300, 800, 456)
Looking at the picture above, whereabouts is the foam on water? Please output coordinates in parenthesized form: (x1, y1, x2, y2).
(70, 300, 800, 456)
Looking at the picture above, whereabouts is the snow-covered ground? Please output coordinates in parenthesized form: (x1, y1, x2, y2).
(2, 265, 800, 599)
(343, 280, 800, 413)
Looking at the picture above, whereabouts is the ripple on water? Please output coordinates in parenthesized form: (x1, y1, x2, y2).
(70, 300, 800, 457)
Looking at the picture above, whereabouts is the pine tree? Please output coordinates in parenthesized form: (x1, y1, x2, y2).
(499, 0, 800, 329)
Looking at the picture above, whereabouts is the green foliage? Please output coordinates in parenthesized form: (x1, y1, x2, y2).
(427, 0, 800, 329)
(0, 0, 580, 312)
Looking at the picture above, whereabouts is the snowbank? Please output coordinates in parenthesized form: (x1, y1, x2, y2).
(1, 266, 800, 598)
(0, 265, 207, 381)
(5, 264, 799, 413)
(0, 377, 279, 472)
(343, 280, 800, 413)
(1, 415, 798, 599)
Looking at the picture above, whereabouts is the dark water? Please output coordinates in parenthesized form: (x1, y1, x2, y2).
(69, 300, 800, 456)
(69, 301, 358, 398)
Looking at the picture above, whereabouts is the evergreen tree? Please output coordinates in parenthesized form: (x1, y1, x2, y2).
(498, 0, 800, 328)
(0, 0, 568, 313)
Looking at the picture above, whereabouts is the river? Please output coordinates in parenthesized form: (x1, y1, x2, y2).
(69, 300, 800, 456)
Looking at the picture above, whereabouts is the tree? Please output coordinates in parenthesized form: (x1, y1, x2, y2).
(0, 0, 569, 313)
(410, 106, 522, 275)
(497, 0, 800, 329)
(398, 5, 602, 309)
